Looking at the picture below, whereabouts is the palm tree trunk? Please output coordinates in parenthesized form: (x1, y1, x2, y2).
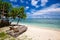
(2, 6, 4, 16)
(10, 18, 14, 24)
(17, 18, 20, 25)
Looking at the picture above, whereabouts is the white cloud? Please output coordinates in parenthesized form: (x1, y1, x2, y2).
(29, 8, 60, 18)
(31, 0, 39, 8)
(32, 8, 60, 16)
(36, 5, 40, 8)
(33, 3, 60, 15)
(25, 6, 29, 10)
(41, 0, 48, 6)
(31, 0, 48, 7)
(27, 3, 60, 18)
(10, 0, 17, 2)
(49, 3, 60, 8)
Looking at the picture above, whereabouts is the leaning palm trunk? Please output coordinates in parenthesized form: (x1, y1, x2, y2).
(10, 18, 15, 27)
(17, 18, 20, 26)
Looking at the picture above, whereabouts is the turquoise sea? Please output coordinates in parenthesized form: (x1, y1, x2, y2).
(10, 18, 60, 30)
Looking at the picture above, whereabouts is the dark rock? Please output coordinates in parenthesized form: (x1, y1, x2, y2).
(0, 19, 11, 27)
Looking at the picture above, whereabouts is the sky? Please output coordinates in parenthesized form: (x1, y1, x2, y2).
(4, 0, 60, 18)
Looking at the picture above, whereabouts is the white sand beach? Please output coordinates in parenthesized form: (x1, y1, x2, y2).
(0, 23, 60, 40)
(17, 25, 60, 40)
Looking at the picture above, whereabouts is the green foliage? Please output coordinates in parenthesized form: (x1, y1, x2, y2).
(9, 38, 15, 40)
(18, 6, 27, 19)
(0, 0, 12, 20)
(8, 6, 27, 25)
(0, 32, 15, 40)
(0, 0, 27, 19)
(0, 32, 32, 40)
(9, 8, 19, 19)
(0, 32, 8, 40)
(9, 7, 27, 19)
(0, 1, 12, 12)
(2, 2, 12, 17)
(0, 0, 27, 26)
(0, 32, 6, 38)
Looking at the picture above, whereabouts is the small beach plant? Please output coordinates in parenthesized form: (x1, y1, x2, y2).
(0, 32, 16, 40)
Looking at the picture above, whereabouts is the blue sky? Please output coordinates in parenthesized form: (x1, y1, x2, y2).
(4, 0, 60, 18)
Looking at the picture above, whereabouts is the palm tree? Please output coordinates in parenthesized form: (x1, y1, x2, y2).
(17, 7, 26, 25)
(9, 7, 26, 26)
(0, 0, 26, 26)
(8, 8, 19, 24)
(0, 0, 12, 27)
(0, 0, 3, 19)
(2, 2, 12, 18)
(0, 0, 12, 19)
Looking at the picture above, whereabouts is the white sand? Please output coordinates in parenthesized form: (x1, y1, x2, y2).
(0, 23, 60, 40)
(17, 25, 60, 40)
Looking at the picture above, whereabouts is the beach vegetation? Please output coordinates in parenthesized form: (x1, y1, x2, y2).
(0, 0, 12, 27)
(0, 0, 28, 40)
(0, 32, 16, 40)
(0, 0, 27, 27)
(0, 32, 32, 40)
(8, 6, 27, 26)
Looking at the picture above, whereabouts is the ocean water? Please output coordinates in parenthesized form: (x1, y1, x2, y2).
(10, 18, 60, 30)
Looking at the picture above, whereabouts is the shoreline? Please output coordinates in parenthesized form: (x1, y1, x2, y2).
(0, 22, 60, 40)
(16, 23, 60, 40)
(11, 22, 60, 31)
